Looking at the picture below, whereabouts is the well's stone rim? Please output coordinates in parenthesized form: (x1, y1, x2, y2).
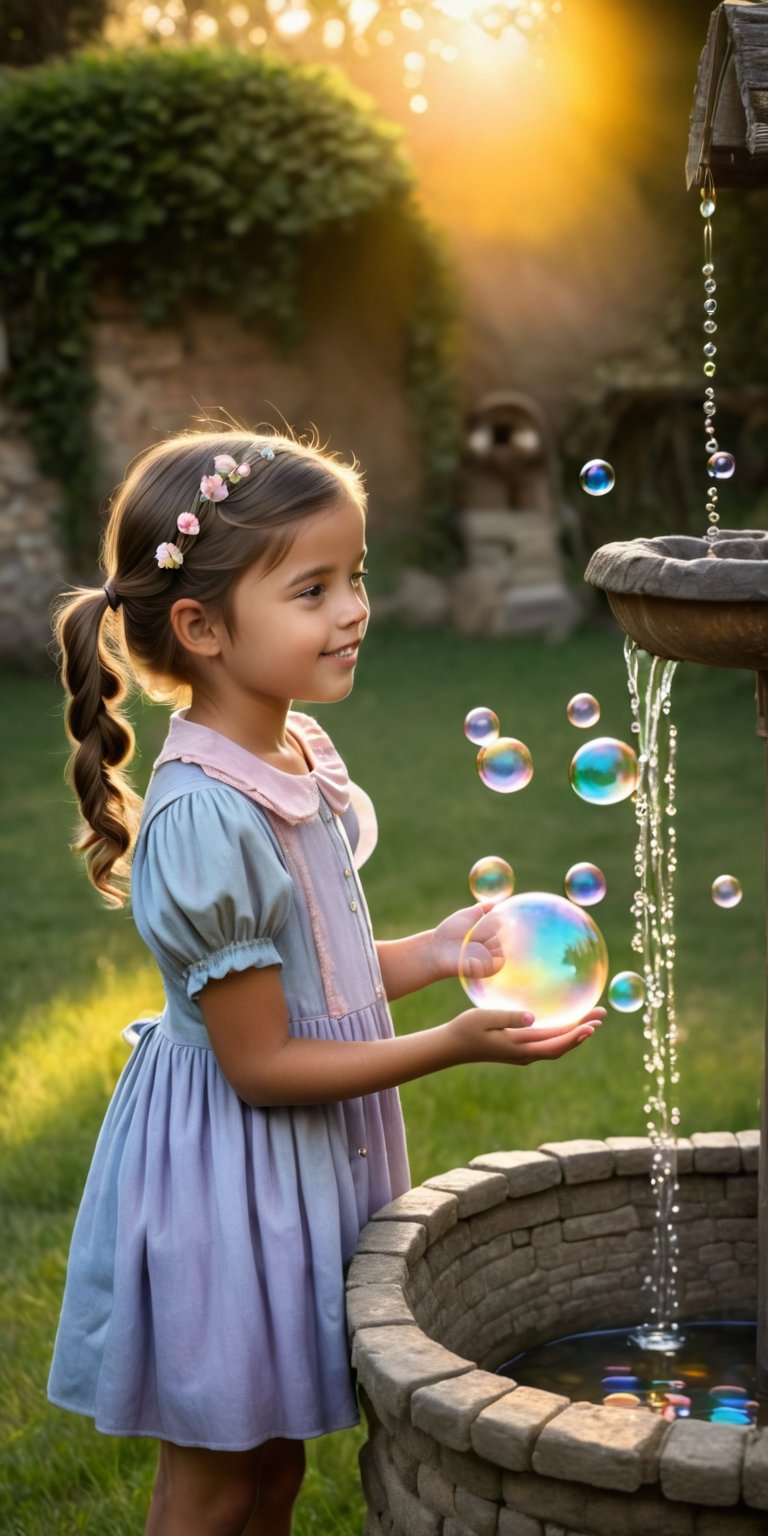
(348, 1131, 765, 1529)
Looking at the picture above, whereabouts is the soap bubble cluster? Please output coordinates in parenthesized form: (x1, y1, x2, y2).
(459, 891, 608, 1029)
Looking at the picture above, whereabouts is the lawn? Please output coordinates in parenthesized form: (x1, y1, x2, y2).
(1, 619, 764, 1534)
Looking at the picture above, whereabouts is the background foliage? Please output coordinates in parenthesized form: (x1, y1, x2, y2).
(0, 47, 462, 563)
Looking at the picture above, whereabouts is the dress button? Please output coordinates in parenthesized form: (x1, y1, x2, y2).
(357, 1146, 368, 1158)
(349, 900, 358, 913)
(343, 868, 352, 878)
(375, 984, 384, 999)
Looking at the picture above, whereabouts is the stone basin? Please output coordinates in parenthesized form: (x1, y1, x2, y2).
(584, 530, 768, 670)
(347, 1134, 767, 1536)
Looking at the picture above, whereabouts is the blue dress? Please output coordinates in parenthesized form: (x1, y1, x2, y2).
(47, 711, 410, 1450)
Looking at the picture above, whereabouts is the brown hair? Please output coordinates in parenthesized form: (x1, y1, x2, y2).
(53, 428, 366, 906)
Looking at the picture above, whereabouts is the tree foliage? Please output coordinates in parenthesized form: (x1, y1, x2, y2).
(0, 47, 462, 561)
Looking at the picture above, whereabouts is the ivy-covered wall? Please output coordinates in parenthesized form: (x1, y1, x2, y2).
(0, 47, 462, 577)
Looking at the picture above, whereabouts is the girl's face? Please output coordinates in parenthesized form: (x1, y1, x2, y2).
(218, 497, 370, 708)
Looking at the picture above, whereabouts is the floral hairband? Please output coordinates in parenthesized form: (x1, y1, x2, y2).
(155, 446, 276, 569)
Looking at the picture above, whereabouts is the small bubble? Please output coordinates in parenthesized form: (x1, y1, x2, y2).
(579, 459, 615, 496)
(707, 451, 735, 480)
(608, 971, 646, 1013)
(478, 737, 533, 794)
(711, 874, 743, 908)
(469, 856, 515, 904)
(564, 862, 607, 907)
(567, 692, 600, 729)
(464, 707, 500, 745)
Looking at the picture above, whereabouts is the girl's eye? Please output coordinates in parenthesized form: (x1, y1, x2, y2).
(352, 568, 369, 585)
(298, 585, 324, 600)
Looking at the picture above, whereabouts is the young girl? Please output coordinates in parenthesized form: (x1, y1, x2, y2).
(48, 429, 604, 1536)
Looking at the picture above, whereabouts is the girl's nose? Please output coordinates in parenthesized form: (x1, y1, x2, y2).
(341, 589, 369, 626)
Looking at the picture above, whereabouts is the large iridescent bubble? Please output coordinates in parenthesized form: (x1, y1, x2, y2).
(608, 971, 645, 1013)
(567, 693, 601, 729)
(459, 891, 608, 1029)
(565, 862, 607, 907)
(469, 856, 515, 904)
(478, 737, 533, 794)
(570, 737, 638, 805)
(464, 707, 500, 746)
(579, 459, 615, 496)
(711, 875, 742, 909)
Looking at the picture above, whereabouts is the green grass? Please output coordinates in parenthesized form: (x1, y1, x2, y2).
(1, 621, 765, 1532)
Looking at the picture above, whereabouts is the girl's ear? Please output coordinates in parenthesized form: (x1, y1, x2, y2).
(169, 598, 223, 658)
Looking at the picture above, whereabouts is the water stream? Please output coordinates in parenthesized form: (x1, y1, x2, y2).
(624, 637, 683, 1350)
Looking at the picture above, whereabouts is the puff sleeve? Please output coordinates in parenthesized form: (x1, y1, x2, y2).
(134, 788, 293, 1000)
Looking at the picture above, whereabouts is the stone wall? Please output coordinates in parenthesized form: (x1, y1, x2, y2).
(0, 224, 423, 658)
(0, 400, 64, 657)
(347, 1133, 767, 1536)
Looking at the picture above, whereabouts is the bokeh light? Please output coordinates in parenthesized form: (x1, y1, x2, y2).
(478, 736, 533, 793)
(459, 891, 608, 1028)
(564, 862, 606, 907)
(469, 856, 515, 903)
(569, 737, 638, 805)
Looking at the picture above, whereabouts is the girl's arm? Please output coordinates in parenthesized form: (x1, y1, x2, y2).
(375, 901, 503, 1001)
(199, 963, 604, 1107)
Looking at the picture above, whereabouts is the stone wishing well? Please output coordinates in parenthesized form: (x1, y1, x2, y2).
(348, 1137, 765, 1536)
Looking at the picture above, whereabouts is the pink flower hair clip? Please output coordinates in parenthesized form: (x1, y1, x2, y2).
(154, 446, 275, 570)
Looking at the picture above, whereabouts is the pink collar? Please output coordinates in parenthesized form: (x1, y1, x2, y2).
(152, 709, 351, 825)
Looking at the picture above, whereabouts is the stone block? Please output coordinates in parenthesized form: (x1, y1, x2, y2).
(417, 1460, 456, 1517)
(407, 1256, 434, 1306)
(700, 1243, 733, 1265)
(347, 1252, 410, 1289)
(411, 1369, 514, 1450)
(372, 1186, 459, 1241)
(532, 1221, 563, 1249)
(743, 1427, 768, 1509)
(676, 1139, 695, 1173)
(441, 1445, 503, 1501)
(695, 1512, 768, 1535)
(426, 1223, 473, 1277)
(502, 1470, 589, 1527)
(460, 1233, 513, 1282)
(394, 1417, 442, 1468)
(497, 1513, 543, 1536)
(352, 1325, 472, 1418)
(584, 1487, 696, 1536)
(538, 1139, 615, 1184)
(390, 1435, 418, 1492)
(346, 1283, 415, 1342)
(660, 1421, 747, 1505)
(443, 1521, 477, 1536)
(468, 1205, 519, 1243)
(716, 1220, 759, 1244)
(557, 1179, 631, 1218)
(532, 1402, 666, 1492)
(356, 1220, 427, 1262)
(561, 1206, 639, 1243)
(455, 1484, 501, 1536)
(690, 1134, 741, 1173)
(424, 1167, 510, 1215)
(736, 1131, 760, 1173)
(470, 1150, 563, 1196)
(604, 1135, 656, 1173)
(387, 1475, 442, 1536)
(472, 1385, 570, 1472)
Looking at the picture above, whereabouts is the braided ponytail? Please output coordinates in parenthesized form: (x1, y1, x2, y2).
(54, 587, 142, 907)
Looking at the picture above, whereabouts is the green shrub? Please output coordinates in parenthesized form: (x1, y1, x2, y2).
(0, 47, 461, 561)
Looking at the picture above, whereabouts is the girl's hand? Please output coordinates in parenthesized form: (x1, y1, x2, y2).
(448, 1005, 606, 1066)
(427, 901, 505, 984)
